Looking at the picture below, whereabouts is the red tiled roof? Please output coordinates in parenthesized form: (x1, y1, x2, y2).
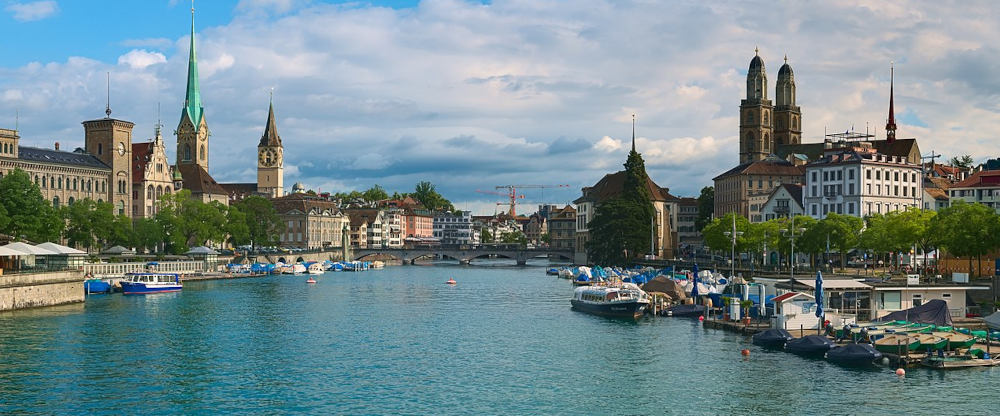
(574, 171, 677, 204)
(772, 292, 810, 303)
(952, 170, 1000, 188)
(131, 142, 154, 182)
(177, 164, 228, 196)
(713, 157, 805, 180)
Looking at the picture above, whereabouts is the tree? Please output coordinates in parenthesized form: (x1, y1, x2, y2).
(695, 186, 715, 231)
(499, 231, 527, 246)
(64, 199, 98, 251)
(586, 147, 656, 264)
(108, 214, 134, 247)
(0, 168, 62, 242)
(155, 190, 228, 253)
(949, 154, 975, 170)
(231, 195, 283, 248)
(930, 202, 1000, 277)
(480, 227, 494, 243)
(363, 184, 389, 202)
(892, 208, 938, 274)
(820, 213, 864, 269)
(224, 205, 251, 247)
(773, 215, 816, 269)
(132, 218, 163, 254)
(701, 213, 751, 253)
(412, 181, 454, 212)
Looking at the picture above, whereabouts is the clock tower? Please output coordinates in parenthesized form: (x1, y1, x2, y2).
(257, 98, 284, 198)
(83, 111, 135, 217)
(176, 5, 210, 171)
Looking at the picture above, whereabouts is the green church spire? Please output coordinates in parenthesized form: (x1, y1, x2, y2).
(183, 3, 203, 127)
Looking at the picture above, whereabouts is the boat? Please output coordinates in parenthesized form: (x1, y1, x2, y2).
(546, 268, 559, 276)
(570, 283, 650, 320)
(84, 278, 112, 294)
(826, 343, 883, 367)
(751, 329, 794, 348)
(446, 278, 456, 285)
(913, 333, 948, 351)
(873, 334, 922, 354)
(784, 335, 835, 357)
(666, 304, 706, 317)
(306, 277, 316, 284)
(557, 268, 574, 279)
(922, 355, 1000, 369)
(931, 331, 976, 350)
(120, 273, 182, 295)
(307, 263, 325, 275)
(372, 261, 385, 269)
(292, 263, 307, 274)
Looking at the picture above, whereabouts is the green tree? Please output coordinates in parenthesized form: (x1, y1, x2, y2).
(232, 195, 283, 248)
(0, 168, 61, 242)
(499, 231, 527, 246)
(480, 227, 494, 243)
(701, 213, 751, 253)
(540, 233, 551, 244)
(695, 186, 715, 231)
(773, 215, 816, 269)
(930, 201, 999, 277)
(108, 214, 134, 247)
(586, 147, 655, 264)
(820, 213, 864, 269)
(224, 205, 251, 247)
(132, 218, 164, 254)
(155, 190, 227, 253)
(949, 155, 975, 170)
(363, 184, 389, 202)
(893, 208, 939, 274)
(413, 181, 454, 212)
(64, 199, 98, 251)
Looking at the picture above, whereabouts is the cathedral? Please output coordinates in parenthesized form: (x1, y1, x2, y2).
(739, 48, 801, 164)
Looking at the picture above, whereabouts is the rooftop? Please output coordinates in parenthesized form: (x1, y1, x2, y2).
(16, 146, 110, 170)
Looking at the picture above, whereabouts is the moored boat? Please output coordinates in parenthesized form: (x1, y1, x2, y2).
(913, 333, 948, 351)
(84, 278, 112, 294)
(752, 329, 794, 348)
(307, 263, 325, 274)
(570, 283, 650, 320)
(921, 355, 1000, 369)
(120, 273, 182, 295)
(931, 331, 976, 350)
(826, 343, 882, 367)
(784, 335, 835, 357)
(873, 334, 921, 354)
(666, 304, 706, 318)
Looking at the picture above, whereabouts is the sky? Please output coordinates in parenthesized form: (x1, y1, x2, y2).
(0, 0, 998, 215)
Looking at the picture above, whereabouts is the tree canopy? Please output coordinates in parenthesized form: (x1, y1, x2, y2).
(695, 186, 715, 231)
(586, 148, 654, 265)
(0, 168, 62, 242)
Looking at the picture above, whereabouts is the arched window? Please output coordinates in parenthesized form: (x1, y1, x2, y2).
(764, 111, 769, 125)
(165, 186, 172, 194)
(117, 200, 125, 216)
(156, 185, 163, 198)
(68, 197, 75, 205)
(745, 132, 754, 151)
(41, 176, 47, 189)
(53, 196, 60, 208)
(184, 144, 192, 161)
(148, 185, 154, 198)
(58, 177, 62, 189)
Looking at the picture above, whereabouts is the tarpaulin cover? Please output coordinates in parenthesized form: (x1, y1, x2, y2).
(985, 311, 1000, 331)
(667, 304, 705, 317)
(642, 276, 687, 301)
(784, 335, 835, 355)
(752, 329, 794, 347)
(873, 299, 953, 327)
(826, 343, 882, 365)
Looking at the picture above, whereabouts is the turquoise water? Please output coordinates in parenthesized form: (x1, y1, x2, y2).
(1, 263, 997, 415)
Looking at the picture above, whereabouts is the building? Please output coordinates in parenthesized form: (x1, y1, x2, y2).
(131, 126, 176, 219)
(802, 140, 922, 219)
(383, 209, 404, 248)
(523, 213, 547, 245)
(713, 155, 805, 218)
(347, 213, 371, 249)
(346, 208, 385, 248)
(759, 183, 804, 222)
(740, 50, 801, 164)
(948, 170, 1000, 213)
(675, 197, 702, 250)
(434, 211, 479, 246)
(547, 205, 576, 251)
(923, 176, 950, 211)
(574, 139, 678, 263)
(271, 190, 349, 250)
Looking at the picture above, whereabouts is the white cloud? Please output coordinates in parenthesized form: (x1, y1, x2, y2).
(5, 1, 58, 22)
(117, 50, 167, 70)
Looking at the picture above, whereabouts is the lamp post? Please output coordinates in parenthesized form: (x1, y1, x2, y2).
(780, 216, 806, 278)
(723, 215, 744, 278)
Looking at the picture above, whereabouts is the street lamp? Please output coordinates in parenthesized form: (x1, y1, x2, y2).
(722, 215, 743, 278)
(780, 216, 806, 278)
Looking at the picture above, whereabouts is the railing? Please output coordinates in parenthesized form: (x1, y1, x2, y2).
(83, 261, 206, 278)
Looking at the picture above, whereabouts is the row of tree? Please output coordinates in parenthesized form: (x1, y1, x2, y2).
(0, 169, 284, 254)
(329, 181, 455, 212)
(702, 202, 1000, 277)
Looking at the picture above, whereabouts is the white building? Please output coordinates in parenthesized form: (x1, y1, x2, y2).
(433, 211, 480, 246)
(948, 170, 1000, 213)
(803, 141, 921, 219)
(759, 183, 804, 222)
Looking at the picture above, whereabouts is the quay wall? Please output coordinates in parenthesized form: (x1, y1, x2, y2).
(0, 270, 84, 311)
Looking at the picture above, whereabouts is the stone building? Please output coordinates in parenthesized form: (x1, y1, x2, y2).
(523, 213, 547, 245)
(948, 170, 1000, 213)
(271, 190, 349, 250)
(740, 50, 801, 164)
(546, 205, 576, 251)
(131, 126, 176, 219)
(713, 155, 805, 218)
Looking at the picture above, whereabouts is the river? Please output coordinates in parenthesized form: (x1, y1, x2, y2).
(0, 262, 996, 415)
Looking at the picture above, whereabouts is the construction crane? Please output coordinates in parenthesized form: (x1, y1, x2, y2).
(490, 184, 570, 217)
(474, 189, 524, 216)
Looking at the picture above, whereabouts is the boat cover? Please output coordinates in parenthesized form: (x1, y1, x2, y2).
(826, 343, 882, 364)
(667, 304, 705, 317)
(752, 329, 794, 346)
(784, 335, 835, 354)
(873, 299, 953, 327)
(642, 276, 687, 301)
(985, 311, 1000, 331)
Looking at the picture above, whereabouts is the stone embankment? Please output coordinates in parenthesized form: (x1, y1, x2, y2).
(0, 270, 84, 311)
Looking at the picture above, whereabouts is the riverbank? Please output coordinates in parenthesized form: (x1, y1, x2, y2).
(0, 270, 83, 311)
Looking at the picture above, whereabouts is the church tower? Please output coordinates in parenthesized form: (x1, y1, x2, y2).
(257, 97, 284, 198)
(83, 108, 135, 217)
(773, 55, 801, 147)
(885, 64, 897, 143)
(739, 48, 773, 163)
(175, 5, 210, 171)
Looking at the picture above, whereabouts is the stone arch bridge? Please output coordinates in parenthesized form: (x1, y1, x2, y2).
(353, 247, 573, 265)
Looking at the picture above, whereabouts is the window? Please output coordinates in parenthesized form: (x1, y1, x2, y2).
(894, 186, 899, 196)
(812, 171, 817, 182)
(748, 179, 753, 189)
(866, 169, 871, 179)
(912, 294, 923, 307)
(837, 170, 843, 180)
(912, 173, 917, 182)
(811, 185, 817, 197)
(811, 204, 817, 215)
(912, 187, 916, 197)
(879, 291, 901, 310)
(903, 187, 907, 196)
(866, 184, 871, 194)
(184, 144, 192, 161)
(200, 145, 206, 160)
(895, 172, 899, 181)
(97, 143, 102, 155)
(823, 171, 829, 181)
(876, 170, 880, 180)
(848, 202, 854, 214)
(849, 183, 854, 195)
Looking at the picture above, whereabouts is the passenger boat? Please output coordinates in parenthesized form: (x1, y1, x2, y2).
(784, 335, 835, 357)
(873, 334, 922, 354)
(826, 343, 882, 367)
(570, 283, 650, 319)
(931, 331, 976, 350)
(752, 329, 794, 348)
(120, 273, 182, 295)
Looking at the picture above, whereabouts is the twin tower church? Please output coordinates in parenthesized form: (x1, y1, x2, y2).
(0, 8, 285, 222)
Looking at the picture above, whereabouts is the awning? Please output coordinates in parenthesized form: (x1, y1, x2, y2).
(35, 242, 86, 255)
(2, 242, 58, 255)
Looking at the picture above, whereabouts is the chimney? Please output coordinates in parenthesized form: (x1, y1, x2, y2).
(54, 142, 59, 151)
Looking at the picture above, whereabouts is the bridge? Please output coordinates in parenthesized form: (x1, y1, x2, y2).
(352, 247, 574, 265)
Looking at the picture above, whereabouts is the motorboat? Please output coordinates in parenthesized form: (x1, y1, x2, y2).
(752, 329, 794, 348)
(120, 273, 182, 295)
(826, 343, 882, 367)
(784, 335, 835, 357)
(307, 263, 325, 275)
(571, 283, 650, 320)
(666, 304, 706, 318)
(913, 333, 948, 352)
(292, 263, 307, 274)
(873, 334, 921, 354)
(84, 278, 112, 294)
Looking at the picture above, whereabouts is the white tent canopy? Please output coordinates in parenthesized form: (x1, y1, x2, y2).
(35, 242, 86, 255)
(2, 242, 58, 255)
(0, 246, 24, 256)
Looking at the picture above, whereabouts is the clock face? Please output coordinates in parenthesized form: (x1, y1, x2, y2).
(117, 142, 126, 156)
(259, 149, 277, 167)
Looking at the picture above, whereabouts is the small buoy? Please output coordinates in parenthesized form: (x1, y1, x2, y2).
(306, 277, 316, 284)
(740, 348, 750, 356)
(446, 278, 457, 285)
(881, 357, 890, 365)
(698, 315, 705, 322)
(895, 368, 905, 377)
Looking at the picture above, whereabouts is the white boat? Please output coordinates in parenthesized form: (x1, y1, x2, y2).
(120, 272, 182, 295)
(372, 261, 385, 269)
(292, 263, 307, 274)
(571, 283, 650, 319)
(307, 263, 325, 274)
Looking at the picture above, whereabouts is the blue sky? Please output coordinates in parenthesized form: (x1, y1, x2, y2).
(0, 1, 997, 214)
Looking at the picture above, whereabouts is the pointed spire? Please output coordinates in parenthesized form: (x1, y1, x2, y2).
(755, 45, 759, 56)
(784, 54, 788, 64)
(631, 113, 636, 153)
(260, 96, 282, 147)
(886, 62, 897, 143)
(183, 0, 203, 127)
